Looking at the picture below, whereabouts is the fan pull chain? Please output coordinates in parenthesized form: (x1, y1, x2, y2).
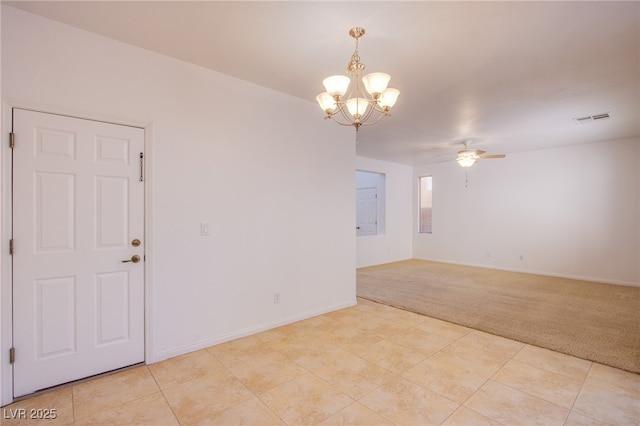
(465, 170, 469, 187)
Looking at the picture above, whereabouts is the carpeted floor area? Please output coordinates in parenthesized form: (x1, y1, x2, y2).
(357, 259, 640, 374)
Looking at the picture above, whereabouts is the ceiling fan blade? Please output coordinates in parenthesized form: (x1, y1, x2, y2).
(458, 149, 485, 156)
(478, 154, 506, 159)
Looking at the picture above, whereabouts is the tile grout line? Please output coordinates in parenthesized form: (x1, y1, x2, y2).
(479, 347, 580, 426)
(382, 316, 474, 425)
(208, 344, 309, 425)
(146, 365, 183, 425)
(350, 317, 470, 426)
(284, 312, 416, 425)
(484, 347, 596, 425)
(440, 339, 527, 425)
(561, 362, 596, 426)
(71, 365, 159, 422)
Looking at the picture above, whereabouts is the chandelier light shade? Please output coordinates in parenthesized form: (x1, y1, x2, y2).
(323, 76, 350, 97)
(362, 72, 390, 95)
(346, 97, 368, 118)
(379, 88, 400, 109)
(316, 27, 399, 131)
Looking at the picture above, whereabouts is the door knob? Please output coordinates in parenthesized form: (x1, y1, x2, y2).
(131, 239, 141, 247)
(122, 255, 141, 263)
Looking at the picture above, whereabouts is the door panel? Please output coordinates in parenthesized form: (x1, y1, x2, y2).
(36, 172, 75, 251)
(96, 271, 131, 345)
(95, 176, 129, 248)
(12, 109, 145, 397)
(356, 187, 378, 236)
(36, 276, 76, 358)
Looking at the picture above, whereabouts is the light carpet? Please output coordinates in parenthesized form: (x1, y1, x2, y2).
(357, 259, 640, 373)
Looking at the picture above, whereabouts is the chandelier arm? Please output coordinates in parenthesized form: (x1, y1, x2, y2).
(335, 103, 358, 125)
(328, 117, 360, 127)
(341, 72, 359, 101)
(325, 103, 358, 127)
(355, 110, 389, 127)
(332, 102, 348, 115)
(333, 99, 389, 128)
(369, 102, 391, 115)
(354, 74, 366, 100)
(358, 101, 381, 124)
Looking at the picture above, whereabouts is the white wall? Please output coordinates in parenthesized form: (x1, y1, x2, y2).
(413, 138, 640, 286)
(1, 5, 356, 402)
(356, 156, 412, 268)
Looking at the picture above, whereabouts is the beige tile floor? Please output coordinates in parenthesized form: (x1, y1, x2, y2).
(2, 298, 639, 425)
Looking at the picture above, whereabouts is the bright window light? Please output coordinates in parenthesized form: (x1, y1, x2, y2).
(419, 176, 432, 233)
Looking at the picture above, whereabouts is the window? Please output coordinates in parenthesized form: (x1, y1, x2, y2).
(419, 176, 432, 233)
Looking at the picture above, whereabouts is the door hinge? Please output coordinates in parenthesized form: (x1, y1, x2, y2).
(9, 347, 15, 364)
(139, 152, 144, 182)
(9, 239, 14, 255)
(9, 132, 15, 149)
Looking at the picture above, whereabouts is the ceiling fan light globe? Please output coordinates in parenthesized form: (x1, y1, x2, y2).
(379, 88, 400, 108)
(323, 75, 350, 97)
(362, 72, 390, 96)
(457, 157, 477, 168)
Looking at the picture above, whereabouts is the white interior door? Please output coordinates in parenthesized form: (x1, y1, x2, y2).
(12, 109, 145, 397)
(356, 187, 378, 236)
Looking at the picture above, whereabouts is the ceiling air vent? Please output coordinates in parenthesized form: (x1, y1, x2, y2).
(573, 113, 611, 124)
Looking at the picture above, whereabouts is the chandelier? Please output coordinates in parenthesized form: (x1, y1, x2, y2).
(316, 27, 399, 131)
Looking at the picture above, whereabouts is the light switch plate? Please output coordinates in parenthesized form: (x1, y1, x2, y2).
(200, 222, 209, 236)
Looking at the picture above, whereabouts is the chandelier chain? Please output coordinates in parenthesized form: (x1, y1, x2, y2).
(348, 37, 364, 73)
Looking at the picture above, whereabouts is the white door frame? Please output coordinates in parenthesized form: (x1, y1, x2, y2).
(0, 102, 154, 405)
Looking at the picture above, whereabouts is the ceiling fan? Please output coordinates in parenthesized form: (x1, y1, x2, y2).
(456, 140, 506, 168)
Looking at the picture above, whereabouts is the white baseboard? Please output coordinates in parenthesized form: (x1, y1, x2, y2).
(414, 257, 640, 288)
(147, 298, 357, 364)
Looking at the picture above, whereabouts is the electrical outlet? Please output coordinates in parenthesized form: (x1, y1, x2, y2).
(519, 254, 524, 260)
(273, 293, 280, 304)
